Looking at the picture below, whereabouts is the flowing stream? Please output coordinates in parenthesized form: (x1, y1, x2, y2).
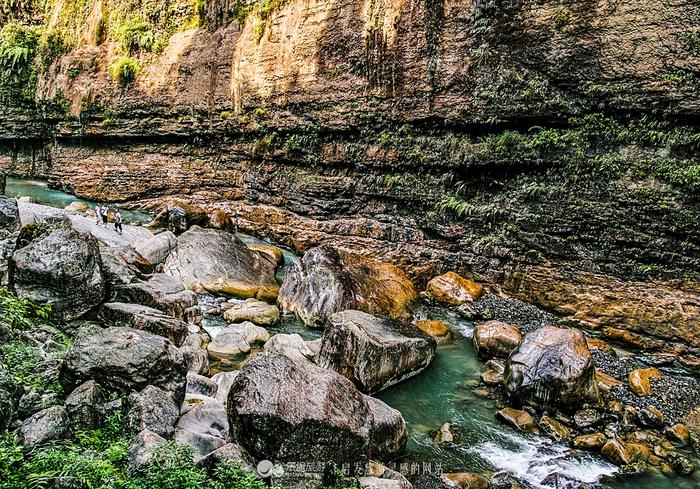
(5, 177, 152, 223)
(7, 178, 700, 489)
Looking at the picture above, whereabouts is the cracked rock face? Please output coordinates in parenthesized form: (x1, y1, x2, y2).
(317, 310, 436, 394)
(227, 352, 374, 467)
(278, 245, 417, 327)
(504, 326, 600, 412)
(10, 227, 105, 321)
(60, 325, 187, 404)
(2, 0, 700, 362)
(99, 302, 189, 346)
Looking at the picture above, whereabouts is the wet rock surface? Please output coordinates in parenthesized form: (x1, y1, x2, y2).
(365, 395, 408, 460)
(278, 245, 417, 327)
(504, 326, 600, 411)
(592, 348, 700, 425)
(472, 320, 522, 359)
(425, 272, 484, 305)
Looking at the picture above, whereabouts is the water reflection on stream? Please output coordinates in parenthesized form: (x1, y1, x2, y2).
(8, 178, 700, 489)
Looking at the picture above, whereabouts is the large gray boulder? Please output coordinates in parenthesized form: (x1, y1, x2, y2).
(211, 371, 239, 405)
(60, 325, 187, 404)
(206, 328, 251, 362)
(181, 345, 210, 375)
(263, 333, 316, 362)
(174, 428, 226, 462)
(99, 246, 153, 298)
(223, 299, 280, 326)
(317, 310, 436, 394)
(18, 405, 71, 451)
(134, 231, 177, 266)
(164, 226, 279, 301)
(125, 385, 179, 439)
(277, 245, 417, 327)
(117, 273, 197, 320)
(196, 443, 255, 475)
(64, 381, 107, 430)
(99, 302, 188, 345)
(504, 326, 600, 412)
(10, 228, 105, 320)
(176, 394, 229, 440)
(0, 234, 17, 286)
(186, 372, 218, 397)
(473, 320, 522, 359)
(128, 429, 166, 473)
(0, 196, 19, 234)
(228, 352, 372, 467)
(365, 395, 408, 460)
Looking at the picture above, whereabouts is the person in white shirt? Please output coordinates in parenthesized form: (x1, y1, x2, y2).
(114, 209, 123, 235)
(95, 204, 102, 225)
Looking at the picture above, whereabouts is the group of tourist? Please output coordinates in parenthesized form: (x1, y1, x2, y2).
(95, 203, 123, 234)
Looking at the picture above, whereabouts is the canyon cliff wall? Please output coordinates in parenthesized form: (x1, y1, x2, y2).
(1, 0, 699, 360)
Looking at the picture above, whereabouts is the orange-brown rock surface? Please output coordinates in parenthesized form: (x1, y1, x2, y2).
(1, 0, 699, 361)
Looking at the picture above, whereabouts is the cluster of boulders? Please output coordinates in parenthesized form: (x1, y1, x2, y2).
(4, 193, 699, 488)
(467, 314, 699, 479)
(0, 197, 451, 488)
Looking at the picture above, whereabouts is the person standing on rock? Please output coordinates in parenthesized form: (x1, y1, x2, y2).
(114, 209, 123, 235)
(95, 204, 102, 226)
(101, 204, 109, 225)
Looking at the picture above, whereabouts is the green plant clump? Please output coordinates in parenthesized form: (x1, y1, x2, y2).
(0, 21, 39, 104)
(110, 56, 141, 86)
(0, 415, 276, 489)
(0, 287, 51, 332)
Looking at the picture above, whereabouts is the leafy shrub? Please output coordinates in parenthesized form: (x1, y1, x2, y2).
(0, 417, 272, 489)
(115, 15, 155, 55)
(0, 287, 51, 333)
(110, 56, 140, 86)
(139, 442, 208, 488)
(552, 8, 571, 28)
(193, 0, 207, 27)
(37, 28, 70, 70)
(0, 22, 39, 103)
(229, 0, 253, 24)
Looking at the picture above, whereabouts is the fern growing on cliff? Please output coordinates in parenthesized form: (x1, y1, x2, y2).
(109, 56, 140, 86)
(0, 22, 39, 104)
